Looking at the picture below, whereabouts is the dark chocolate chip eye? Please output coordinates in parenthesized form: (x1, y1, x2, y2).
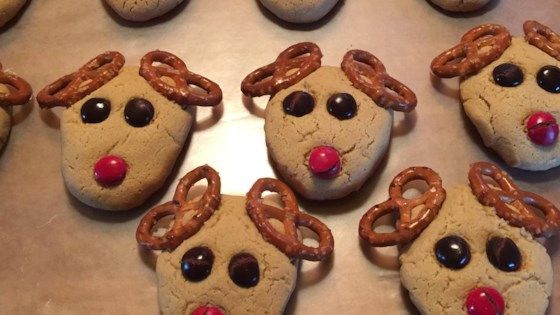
(327, 93, 357, 120)
(180, 246, 214, 282)
(81, 98, 111, 124)
(228, 253, 260, 288)
(124, 98, 154, 127)
(434, 236, 471, 270)
(492, 63, 524, 87)
(486, 237, 521, 272)
(283, 91, 315, 117)
(537, 65, 560, 93)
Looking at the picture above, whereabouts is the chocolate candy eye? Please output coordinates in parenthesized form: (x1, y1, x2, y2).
(492, 63, 524, 87)
(327, 93, 357, 120)
(81, 98, 111, 123)
(283, 91, 315, 117)
(228, 253, 260, 288)
(434, 236, 470, 270)
(486, 237, 521, 272)
(537, 65, 560, 93)
(181, 247, 214, 282)
(124, 98, 154, 127)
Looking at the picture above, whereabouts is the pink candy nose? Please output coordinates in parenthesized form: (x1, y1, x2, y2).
(465, 287, 505, 315)
(93, 155, 127, 186)
(192, 306, 224, 315)
(308, 146, 341, 179)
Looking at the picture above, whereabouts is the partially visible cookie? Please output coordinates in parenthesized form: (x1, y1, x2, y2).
(0, 64, 32, 150)
(429, 0, 490, 12)
(0, 105, 10, 149)
(259, 0, 339, 23)
(0, 0, 26, 27)
(105, 0, 184, 22)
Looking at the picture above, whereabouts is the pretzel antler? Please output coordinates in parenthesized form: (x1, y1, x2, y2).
(468, 162, 560, 237)
(36, 51, 125, 108)
(246, 178, 334, 261)
(359, 167, 446, 247)
(241, 42, 322, 97)
(136, 165, 221, 251)
(0, 63, 32, 106)
(140, 51, 222, 108)
(524, 20, 560, 61)
(431, 24, 511, 78)
(342, 50, 417, 112)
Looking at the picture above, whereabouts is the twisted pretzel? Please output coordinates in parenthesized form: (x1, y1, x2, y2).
(136, 165, 221, 251)
(37, 51, 125, 108)
(468, 162, 560, 237)
(246, 178, 334, 261)
(140, 51, 222, 108)
(0, 63, 32, 106)
(342, 50, 417, 112)
(241, 42, 322, 97)
(524, 20, 560, 61)
(359, 167, 446, 247)
(431, 24, 511, 78)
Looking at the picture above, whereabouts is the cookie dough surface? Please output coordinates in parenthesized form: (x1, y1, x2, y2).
(61, 66, 192, 210)
(105, 0, 184, 22)
(265, 66, 392, 200)
(259, 0, 339, 23)
(156, 195, 297, 315)
(429, 0, 490, 12)
(460, 37, 560, 170)
(400, 186, 552, 315)
(0, 0, 26, 27)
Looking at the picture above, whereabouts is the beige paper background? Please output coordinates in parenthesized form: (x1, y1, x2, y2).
(0, 0, 558, 314)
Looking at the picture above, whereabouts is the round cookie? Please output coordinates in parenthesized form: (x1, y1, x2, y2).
(259, 0, 339, 23)
(0, 65, 32, 150)
(136, 165, 334, 315)
(0, 0, 26, 27)
(429, 0, 490, 12)
(105, 0, 184, 22)
(0, 106, 10, 149)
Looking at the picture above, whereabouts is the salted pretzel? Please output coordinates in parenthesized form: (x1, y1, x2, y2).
(241, 42, 322, 97)
(524, 20, 560, 61)
(0, 63, 32, 106)
(140, 51, 222, 108)
(431, 24, 511, 78)
(36, 51, 125, 108)
(342, 50, 417, 112)
(246, 178, 334, 261)
(468, 162, 560, 237)
(359, 167, 446, 247)
(136, 165, 221, 251)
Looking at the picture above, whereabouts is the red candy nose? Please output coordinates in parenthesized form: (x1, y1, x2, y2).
(93, 155, 127, 186)
(192, 306, 224, 315)
(526, 111, 559, 146)
(308, 146, 341, 179)
(465, 287, 505, 315)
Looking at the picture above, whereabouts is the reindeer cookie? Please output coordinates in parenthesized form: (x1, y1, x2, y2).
(259, 0, 339, 23)
(0, 62, 32, 150)
(105, 0, 184, 22)
(432, 21, 560, 171)
(136, 165, 334, 315)
(242, 42, 417, 200)
(360, 162, 559, 315)
(37, 51, 222, 211)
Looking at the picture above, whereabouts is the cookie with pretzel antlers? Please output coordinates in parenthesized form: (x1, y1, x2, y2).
(432, 21, 560, 171)
(0, 62, 32, 150)
(359, 161, 559, 314)
(36, 51, 222, 211)
(136, 165, 334, 315)
(242, 42, 417, 200)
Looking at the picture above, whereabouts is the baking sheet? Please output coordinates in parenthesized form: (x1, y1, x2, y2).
(0, 0, 558, 314)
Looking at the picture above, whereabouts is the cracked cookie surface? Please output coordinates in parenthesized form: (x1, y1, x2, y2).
(400, 186, 552, 315)
(61, 66, 192, 210)
(460, 37, 560, 170)
(429, 0, 490, 12)
(156, 195, 297, 315)
(259, 0, 338, 23)
(105, 0, 184, 22)
(265, 66, 392, 200)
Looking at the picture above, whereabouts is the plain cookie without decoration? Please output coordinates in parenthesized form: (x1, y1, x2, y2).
(429, 0, 491, 12)
(105, 0, 184, 22)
